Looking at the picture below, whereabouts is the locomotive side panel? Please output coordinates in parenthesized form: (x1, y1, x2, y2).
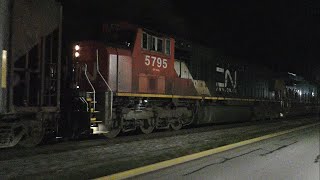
(131, 28, 197, 96)
(132, 28, 175, 94)
(106, 47, 132, 92)
(190, 44, 247, 98)
(189, 44, 217, 96)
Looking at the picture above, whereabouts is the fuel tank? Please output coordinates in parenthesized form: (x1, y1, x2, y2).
(196, 105, 252, 124)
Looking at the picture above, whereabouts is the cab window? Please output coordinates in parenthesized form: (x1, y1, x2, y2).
(142, 33, 148, 49)
(165, 39, 170, 55)
(157, 39, 163, 52)
(151, 36, 156, 51)
(142, 31, 170, 55)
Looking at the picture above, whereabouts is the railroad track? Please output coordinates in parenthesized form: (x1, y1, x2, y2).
(0, 115, 318, 161)
(0, 116, 318, 179)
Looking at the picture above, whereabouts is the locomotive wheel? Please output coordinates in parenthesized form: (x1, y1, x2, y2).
(18, 121, 44, 148)
(139, 118, 155, 134)
(104, 128, 121, 138)
(104, 116, 122, 138)
(170, 119, 182, 131)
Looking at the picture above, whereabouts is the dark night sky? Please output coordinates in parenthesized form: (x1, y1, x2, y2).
(62, 0, 320, 78)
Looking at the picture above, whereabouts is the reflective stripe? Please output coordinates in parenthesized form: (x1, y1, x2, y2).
(1, 50, 7, 88)
(116, 92, 278, 102)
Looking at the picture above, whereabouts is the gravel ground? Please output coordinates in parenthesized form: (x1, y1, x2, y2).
(0, 117, 318, 179)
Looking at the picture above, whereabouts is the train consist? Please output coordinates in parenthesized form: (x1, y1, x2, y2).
(1, 10, 319, 147)
(69, 23, 319, 138)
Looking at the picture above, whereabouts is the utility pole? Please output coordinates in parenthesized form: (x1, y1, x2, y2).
(7, 0, 14, 113)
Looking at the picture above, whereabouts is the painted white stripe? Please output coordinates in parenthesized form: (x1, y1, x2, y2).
(216, 67, 224, 73)
(216, 82, 225, 88)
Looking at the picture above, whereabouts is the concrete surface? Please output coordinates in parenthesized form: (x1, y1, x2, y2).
(133, 125, 320, 180)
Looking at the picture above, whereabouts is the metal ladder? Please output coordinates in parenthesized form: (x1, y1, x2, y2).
(82, 50, 113, 134)
(83, 64, 100, 125)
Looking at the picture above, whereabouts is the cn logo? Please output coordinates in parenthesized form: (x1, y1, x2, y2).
(216, 67, 237, 92)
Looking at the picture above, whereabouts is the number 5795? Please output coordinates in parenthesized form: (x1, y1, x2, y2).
(145, 55, 167, 68)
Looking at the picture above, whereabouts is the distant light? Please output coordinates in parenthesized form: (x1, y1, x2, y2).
(76, 85, 79, 89)
(75, 45, 80, 51)
(280, 113, 284, 117)
(298, 90, 302, 96)
(144, 99, 148, 103)
(312, 92, 315, 97)
(2, 50, 7, 88)
(2, 50, 7, 60)
(288, 72, 296, 76)
(75, 52, 80, 57)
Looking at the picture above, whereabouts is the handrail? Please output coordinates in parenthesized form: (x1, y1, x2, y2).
(80, 97, 89, 112)
(96, 49, 113, 120)
(96, 50, 112, 92)
(84, 64, 96, 111)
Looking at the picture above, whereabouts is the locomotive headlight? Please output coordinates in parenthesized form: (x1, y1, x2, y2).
(75, 45, 80, 51)
(74, 52, 80, 58)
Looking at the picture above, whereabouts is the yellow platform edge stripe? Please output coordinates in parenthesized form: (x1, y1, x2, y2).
(116, 92, 279, 102)
(96, 122, 319, 180)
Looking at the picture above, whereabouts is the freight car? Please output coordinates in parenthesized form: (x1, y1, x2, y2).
(1, 9, 319, 148)
(0, 0, 62, 148)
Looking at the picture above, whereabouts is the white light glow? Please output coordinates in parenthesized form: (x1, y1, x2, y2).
(2, 50, 7, 60)
(280, 113, 284, 117)
(75, 45, 80, 51)
(1, 50, 7, 88)
(288, 72, 296, 76)
(75, 52, 80, 57)
(312, 92, 315, 97)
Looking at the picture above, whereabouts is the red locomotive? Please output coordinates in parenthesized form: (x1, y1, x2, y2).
(69, 22, 320, 138)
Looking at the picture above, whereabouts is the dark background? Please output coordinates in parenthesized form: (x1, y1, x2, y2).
(61, 0, 320, 80)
